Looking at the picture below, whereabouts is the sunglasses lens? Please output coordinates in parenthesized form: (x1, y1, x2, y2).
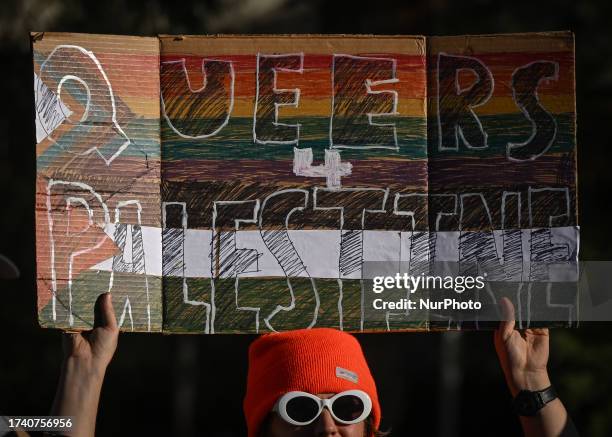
(285, 396, 320, 424)
(332, 394, 365, 422)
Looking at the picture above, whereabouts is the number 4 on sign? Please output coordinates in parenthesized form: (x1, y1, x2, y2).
(293, 147, 352, 190)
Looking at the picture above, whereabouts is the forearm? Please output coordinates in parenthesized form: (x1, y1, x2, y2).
(519, 398, 569, 437)
(50, 357, 106, 437)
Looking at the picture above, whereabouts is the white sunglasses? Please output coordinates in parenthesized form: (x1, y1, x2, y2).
(272, 390, 372, 426)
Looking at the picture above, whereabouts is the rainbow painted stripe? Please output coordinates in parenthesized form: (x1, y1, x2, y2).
(32, 32, 577, 333)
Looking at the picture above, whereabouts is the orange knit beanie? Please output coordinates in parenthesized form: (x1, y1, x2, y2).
(243, 328, 381, 437)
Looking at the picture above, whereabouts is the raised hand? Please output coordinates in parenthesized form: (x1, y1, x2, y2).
(62, 292, 119, 375)
(494, 296, 551, 396)
(51, 293, 119, 437)
(494, 297, 575, 437)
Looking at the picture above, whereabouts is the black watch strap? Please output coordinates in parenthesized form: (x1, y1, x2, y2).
(513, 385, 558, 416)
(538, 385, 558, 405)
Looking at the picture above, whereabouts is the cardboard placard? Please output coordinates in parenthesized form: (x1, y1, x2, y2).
(32, 32, 577, 333)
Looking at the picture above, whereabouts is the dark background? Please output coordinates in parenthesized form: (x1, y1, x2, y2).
(1, 0, 612, 436)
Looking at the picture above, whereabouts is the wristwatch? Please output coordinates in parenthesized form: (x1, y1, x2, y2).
(513, 386, 558, 416)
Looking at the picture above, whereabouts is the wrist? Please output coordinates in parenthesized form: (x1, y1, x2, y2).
(509, 370, 551, 397)
(513, 385, 559, 418)
(62, 355, 107, 385)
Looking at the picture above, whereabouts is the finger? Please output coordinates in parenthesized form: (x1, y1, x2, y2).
(497, 297, 516, 341)
(530, 327, 549, 337)
(94, 292, 118, 330)
(530, 328, 550, 350)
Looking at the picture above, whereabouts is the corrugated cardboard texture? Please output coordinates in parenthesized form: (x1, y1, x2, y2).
(32, 32, 577, 333)
(33, 33, 162, 332)
(159, 35, 428, 333)
(426, 32, 577, 329)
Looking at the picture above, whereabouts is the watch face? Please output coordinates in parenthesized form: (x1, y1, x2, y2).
(514, 391, 544, 416)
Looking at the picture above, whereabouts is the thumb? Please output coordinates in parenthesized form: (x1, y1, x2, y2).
(497, 297, 516, 341)
(94, 292, 118, 330)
